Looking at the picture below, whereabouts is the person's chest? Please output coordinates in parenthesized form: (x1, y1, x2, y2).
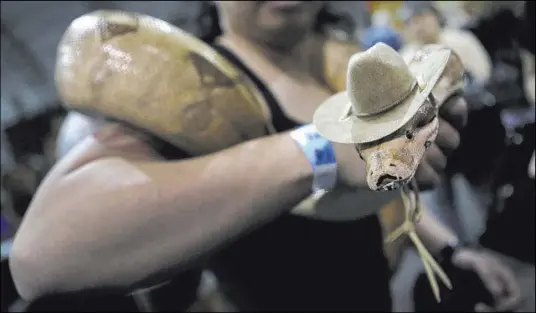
(268, 74, 334, 124)
(217, 39, 334, 125)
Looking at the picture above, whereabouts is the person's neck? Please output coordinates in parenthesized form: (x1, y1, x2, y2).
(219, 32, 315, 75)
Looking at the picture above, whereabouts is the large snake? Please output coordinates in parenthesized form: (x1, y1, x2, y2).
(56, 10, 465, 303)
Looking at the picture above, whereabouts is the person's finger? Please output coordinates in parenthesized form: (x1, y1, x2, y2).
(424, 144, 447, 173)
(435, 118, 461, 156)
(495, 291, 523, 312)
(414, 162, 440, 191)
(475, 302, 495, 312)
(474, 264, 504, 298)
(439, 96, 468, 130)
(493, 265, 523, 311)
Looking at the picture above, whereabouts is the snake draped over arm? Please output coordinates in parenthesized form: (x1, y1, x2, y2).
(55, 10, 464, 303)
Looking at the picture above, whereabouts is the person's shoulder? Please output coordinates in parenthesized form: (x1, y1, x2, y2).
(56, 112, 157, 159)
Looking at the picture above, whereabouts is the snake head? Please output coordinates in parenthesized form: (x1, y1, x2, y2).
(356, 112, 439, 191)
(355, 45, 464, 192)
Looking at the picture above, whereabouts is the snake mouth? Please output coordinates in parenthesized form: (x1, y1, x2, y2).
(372, 174, 414, 191)
(379, 181, 402, 191)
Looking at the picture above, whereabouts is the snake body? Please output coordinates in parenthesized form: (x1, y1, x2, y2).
(56, 10, 466, 197)
(55, 10, 269, 156)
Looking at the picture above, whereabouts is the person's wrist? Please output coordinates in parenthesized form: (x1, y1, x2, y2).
(331, 142, 368, 188)
(437, 238, 476, 264)
(289, 124, 338, 193)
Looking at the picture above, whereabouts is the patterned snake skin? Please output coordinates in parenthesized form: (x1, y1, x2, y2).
(55, 10, 269, 156)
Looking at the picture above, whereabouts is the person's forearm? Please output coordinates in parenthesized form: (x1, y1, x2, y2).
(10, 133, 312, 300)
(415, 209, 459, 255)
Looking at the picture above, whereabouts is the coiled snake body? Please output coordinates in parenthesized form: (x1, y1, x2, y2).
(55, 10, 269, 156)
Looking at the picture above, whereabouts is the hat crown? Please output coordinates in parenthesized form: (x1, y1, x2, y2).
(347, 43, 416, 116)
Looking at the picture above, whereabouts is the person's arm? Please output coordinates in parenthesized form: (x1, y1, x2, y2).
(414, 210, 459, 254)
(415, 205, 523, 311)
(9, 119, 321, 301)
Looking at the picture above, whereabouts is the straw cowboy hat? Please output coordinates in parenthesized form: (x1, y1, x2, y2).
(313, 42, 450, 144)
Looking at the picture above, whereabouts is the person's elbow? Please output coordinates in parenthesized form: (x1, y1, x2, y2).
(9, 239, 56, 302)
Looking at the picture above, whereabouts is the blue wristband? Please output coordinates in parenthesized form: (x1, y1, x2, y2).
(290, 124, 338, 192)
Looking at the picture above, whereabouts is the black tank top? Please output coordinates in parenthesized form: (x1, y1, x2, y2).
(171, 44, 391, 311)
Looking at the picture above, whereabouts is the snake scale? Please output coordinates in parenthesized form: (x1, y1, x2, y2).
(55, 10, 465, 302)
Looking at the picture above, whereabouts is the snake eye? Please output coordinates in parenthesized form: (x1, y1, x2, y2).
(355, 145, 365, 160)
(425, 140, 432, 148)
(405, 130, 414, 140)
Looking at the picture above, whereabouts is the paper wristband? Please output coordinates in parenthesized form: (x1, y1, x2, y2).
(290, 124, 338, 192)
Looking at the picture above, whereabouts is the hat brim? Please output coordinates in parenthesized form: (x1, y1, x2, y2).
(313, 49, 451, 144)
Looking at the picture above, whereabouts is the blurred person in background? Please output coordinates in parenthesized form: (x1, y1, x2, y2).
(413, 1, 535, 311)
(462, 1, 526, 29)
(444, 0, 534, 189)
(400, 1, 492, 85)
(9, 1, 521, 311)
(361, 9, 403, 51)
(1, 109, 65, 312)
(472, 2, 535, 311)
(1, 109, 65, 221)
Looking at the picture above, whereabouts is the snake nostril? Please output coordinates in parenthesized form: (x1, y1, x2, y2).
(377, 174, 398, 187)
(389, 163, 396, 167)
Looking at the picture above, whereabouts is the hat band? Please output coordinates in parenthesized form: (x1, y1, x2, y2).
(352, 79, 418, 118)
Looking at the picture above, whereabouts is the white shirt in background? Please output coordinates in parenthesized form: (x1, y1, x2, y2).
(400, 28, 492, 84)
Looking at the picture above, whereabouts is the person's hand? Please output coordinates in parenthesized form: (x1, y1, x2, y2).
(333, 96, 468, 190)
(333, 142, 368, 188)
(452, 248, 523, 312)
(414, 96, 468, 190)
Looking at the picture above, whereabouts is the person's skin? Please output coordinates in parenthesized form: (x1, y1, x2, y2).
(405, 10, 441, 45)
(9, 1, 521, 310)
